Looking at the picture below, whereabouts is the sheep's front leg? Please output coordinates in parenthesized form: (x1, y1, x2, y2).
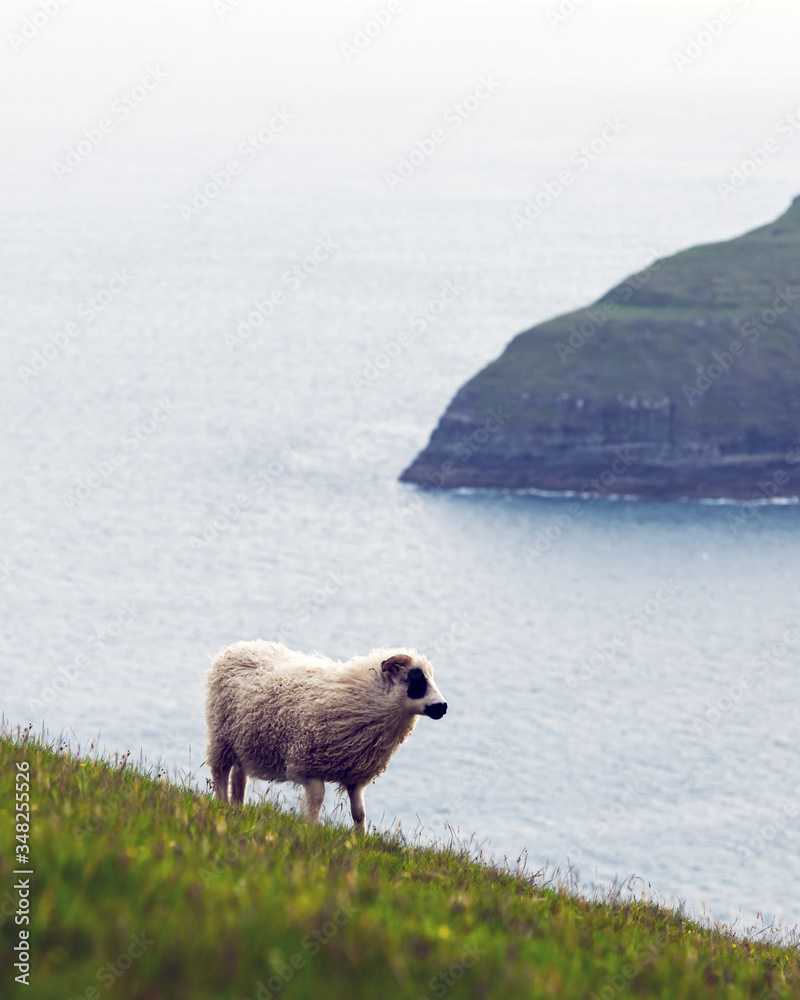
(347, 783, 367, 833)
(304, 778, 325, 823)
(230, 764, 247, 805)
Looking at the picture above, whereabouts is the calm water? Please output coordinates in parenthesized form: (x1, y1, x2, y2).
(2, 0, 800, 933)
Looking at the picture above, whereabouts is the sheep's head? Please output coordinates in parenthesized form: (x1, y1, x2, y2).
(380, 652, 447, 720)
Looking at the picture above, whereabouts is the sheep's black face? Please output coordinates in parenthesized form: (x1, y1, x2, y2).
(407, 667, 428, 700)
(381, 652, 446, 719)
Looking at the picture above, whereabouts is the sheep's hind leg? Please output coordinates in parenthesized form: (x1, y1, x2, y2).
(347, 783, 367, 833)
(230, 764, 247, 805)
(303, 779, 325, 823)
(211, 764, 232, 803)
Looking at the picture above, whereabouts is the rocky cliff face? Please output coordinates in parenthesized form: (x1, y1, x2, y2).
(400, 198, 800, 499)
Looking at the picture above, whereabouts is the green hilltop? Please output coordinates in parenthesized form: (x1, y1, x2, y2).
(401, 197, 800, 499)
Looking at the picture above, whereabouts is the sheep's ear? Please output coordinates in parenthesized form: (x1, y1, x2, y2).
(381, 654, 413, 674)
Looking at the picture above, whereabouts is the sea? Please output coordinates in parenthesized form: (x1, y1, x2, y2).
(2, 0, 800, 934)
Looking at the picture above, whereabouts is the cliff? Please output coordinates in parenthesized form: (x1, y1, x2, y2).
(400, 197, 800, 499)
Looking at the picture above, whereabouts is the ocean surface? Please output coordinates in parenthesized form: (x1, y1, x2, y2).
(2, 0, 800, 934)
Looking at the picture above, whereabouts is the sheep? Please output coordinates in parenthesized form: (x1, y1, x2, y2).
(205, 640, 447, 831)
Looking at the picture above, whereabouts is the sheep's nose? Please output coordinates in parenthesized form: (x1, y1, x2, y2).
(424, 702, 447, 720)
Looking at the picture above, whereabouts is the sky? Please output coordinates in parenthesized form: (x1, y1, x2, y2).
(3, 2, 800, 250)
(3, 0, 800, 91)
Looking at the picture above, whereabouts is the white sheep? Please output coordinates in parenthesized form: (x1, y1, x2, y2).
(205, 640, 447, 830)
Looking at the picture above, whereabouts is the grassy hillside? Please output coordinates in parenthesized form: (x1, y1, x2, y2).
(2, 730, 799, 999)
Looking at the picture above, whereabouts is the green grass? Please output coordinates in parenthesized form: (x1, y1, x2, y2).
(2, 729, 799, 1000)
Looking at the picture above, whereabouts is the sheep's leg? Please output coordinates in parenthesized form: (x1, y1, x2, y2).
(304, 779, 325, 823)
(230, 764, 247, 805)
(211, 764, 232, 803)
(347, 783, 367, 833)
